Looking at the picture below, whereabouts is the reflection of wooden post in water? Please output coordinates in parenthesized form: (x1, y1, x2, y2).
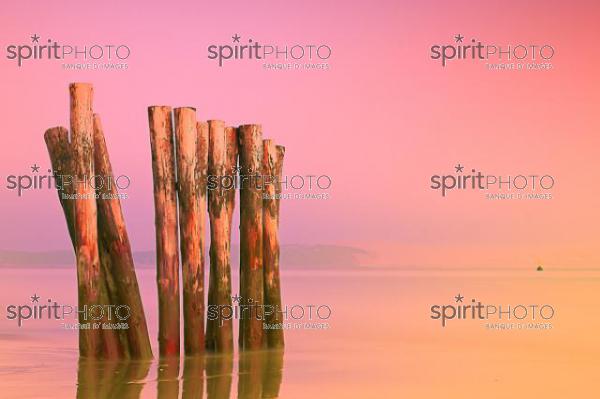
(77, 360, 116, 399)
(262, 350, 284, 399)
(157, 357, 180, 399)
(206, 354, 233, 399)
(93, 114, 153, 359)
(206, 121, 237, 352)
(262, 140, 285, 348)
(197, 120, 209, 347)
(237, 351, 265, 399)
(237, 350, 284, 399)
(238, 124, 265, 351)
(182, 356, 205, 399)
(77, 359, 151, 399)
(70, 83, 121, 358)
(111, 360, 152, 399)
(149, 106, 180, 357)
(76, 358, 100, 399)
(175, 108, 205, 355)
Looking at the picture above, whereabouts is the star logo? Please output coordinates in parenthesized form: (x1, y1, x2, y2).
(31, 164, 40, 173)
(31, 293, 40, 303)
(454, 293, 464, 303)
(232, 293, 242, 303)
(232, 34, 241, 43)
(454, 34, 464, 43)
(31, 34, 40, 43)
(455, 164, 464, 173)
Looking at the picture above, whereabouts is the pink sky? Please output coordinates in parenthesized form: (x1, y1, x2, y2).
(0, 0, 599, 267)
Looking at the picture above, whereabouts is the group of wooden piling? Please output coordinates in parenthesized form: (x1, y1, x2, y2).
(149, 106, 286, 357)
(44, 83, 285, 359)
(45, 83, 152, 359)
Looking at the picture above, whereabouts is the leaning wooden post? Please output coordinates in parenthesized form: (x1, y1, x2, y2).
(238, 124, 265, 351)
(205, 121, 236, 352)
(44, 127, 75, 242)
(97, 241, 131, 358)
(148, 106, 180, 357)
(70, 83, 121, 358)
(174, 107, 205, 355)
(93, 114, 153, 359)
(262, 140, 285, 348)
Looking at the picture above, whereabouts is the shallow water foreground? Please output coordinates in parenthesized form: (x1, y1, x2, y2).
(75, 350, 282, 399)
(0, 267, 598, 398)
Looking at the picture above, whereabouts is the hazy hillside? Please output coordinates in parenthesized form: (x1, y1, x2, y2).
(0, 245, 371, 269)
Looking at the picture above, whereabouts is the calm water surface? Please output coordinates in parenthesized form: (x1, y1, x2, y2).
(0, 267, 598, 398)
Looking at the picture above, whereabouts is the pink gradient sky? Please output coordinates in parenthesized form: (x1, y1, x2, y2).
(0, 1, 599, 266)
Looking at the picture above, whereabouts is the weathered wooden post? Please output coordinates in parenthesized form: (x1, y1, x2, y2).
(174, 107, 205, 355)
(93, 114, 153, 359)
(196, 120, 209, 339)
(238, 124, 265, 351)
(148, 106, 180, 357)
(262, 140, 285, 348)
(69, 83, 121, 358)
(44, 127, 75, 241)
(205, 121, 237, 352)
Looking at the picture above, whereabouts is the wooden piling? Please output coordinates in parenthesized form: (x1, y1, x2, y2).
(44, 127, 75, 242)
(93, 114, 153, 359)
(69, 83, 121, 358)
(262, 140, 285, 348)
(197, 120, 209, 346)
(148, 106, 180, 357)
(238, 124, 265, 351)
(196, 123, 209, 281)
(97, 237, 131, 358)
(205, 121, 237, 352)
(174, 107, 205, 355)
